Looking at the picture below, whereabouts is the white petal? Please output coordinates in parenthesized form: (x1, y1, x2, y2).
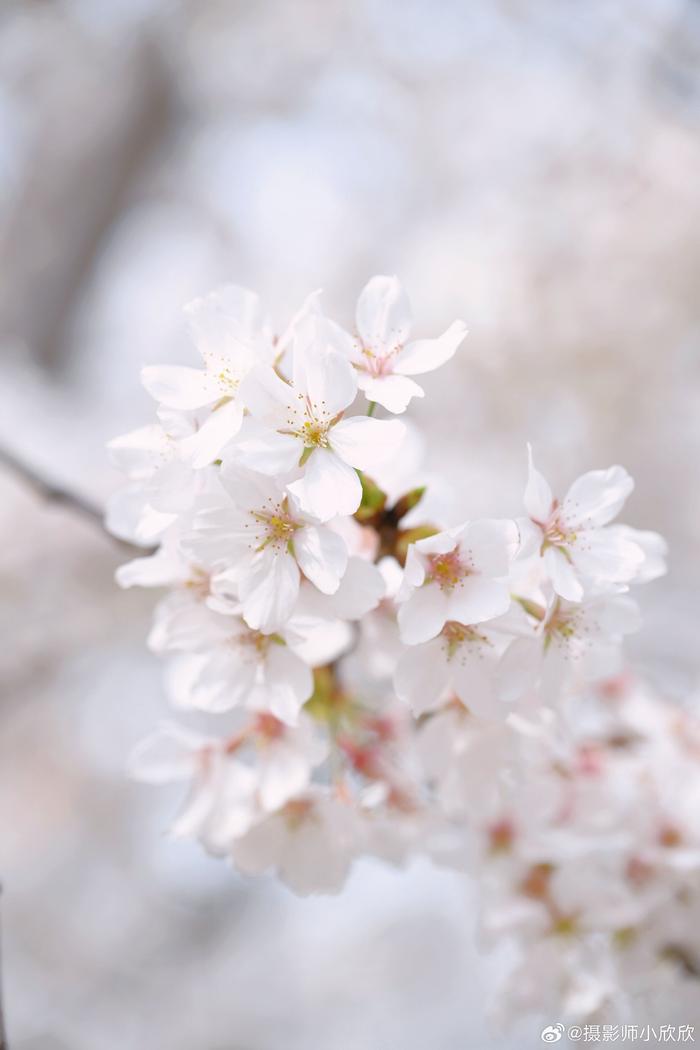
(240, 365, 296, 427)
(105, 484, 175, 544)
(294, 339, 358, 418)
(263, 644, 314, 724)
(287, 449, 362, 521)
(330, 416, 405, 470)
(606, 526, 667, 583)
(447, 576, 511, 625)
(294, 525, 348, 594)
(562, 466, 634, 528)
(357, 373, 424, 414)
(458, 518, 514, 576)
(146, 460, 197, 514)
(585, 595, 641, 637)
(233, 418, 301, 475)
(298, 557, 385, 620)
(395, 320, 467, 376)
(141, 365, 219, 409)
(258, 745, 313, 811)
(108, 424, 170, 478)
(217, 462, 282, 511)
(240, 549, 300, 631)
(179, 399, 244, 467)
(397, 583, 449, 645)
(325, 319, 364, 366)
(497, 637, 541, 703)
(232, 814, 288, 875)
(394, 638, 450, 714)
(450, 653, 497, 720)
(116, 549, 185, 589)
(356, 275, 412, 349)
(127, 725, 201, 783)
(185, 284, 267, 369)
(569, 530, 644, 588)
(524, 444, 553, 522)
(544, 547, 584, 602)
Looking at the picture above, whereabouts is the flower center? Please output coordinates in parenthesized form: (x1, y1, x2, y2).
(442, 620, 489, 658)
(252, 501, 298, 552)
(535, 500, 577, 555)
(300, 418, 330, 447)
(204, 352, 241, 394)
(427, 550, 468, 592)
(358, 344, 399, 378)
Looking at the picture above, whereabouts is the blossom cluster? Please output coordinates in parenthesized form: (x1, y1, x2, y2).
(108, 276, 693, 1023)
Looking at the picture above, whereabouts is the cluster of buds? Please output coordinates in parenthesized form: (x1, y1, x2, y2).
(109, 276, 693, 1024)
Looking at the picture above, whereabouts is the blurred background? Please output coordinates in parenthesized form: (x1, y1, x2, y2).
(2, 1, 700, 1047)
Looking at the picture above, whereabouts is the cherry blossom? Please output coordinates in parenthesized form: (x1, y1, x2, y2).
(522, 445, 650, 601)
(396, 520, 518, 645)
(328, 275, 467, 413)
(181, 465, 348, 630)
(498, 594, 642, 703)
(109, 278, 688, 1027)
(237, 321, 406, 519)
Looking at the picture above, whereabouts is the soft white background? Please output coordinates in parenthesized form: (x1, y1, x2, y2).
(1, 1, 700, 1047)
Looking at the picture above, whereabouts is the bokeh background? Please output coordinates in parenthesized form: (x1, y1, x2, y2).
(2, 1, 700, 1047)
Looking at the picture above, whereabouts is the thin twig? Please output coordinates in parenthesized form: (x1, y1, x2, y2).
(0, 446, 148, 555)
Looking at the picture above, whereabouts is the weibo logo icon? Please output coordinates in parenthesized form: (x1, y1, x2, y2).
(541, 1024, 565, 1043)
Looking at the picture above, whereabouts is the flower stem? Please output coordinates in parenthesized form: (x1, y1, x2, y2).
(367, 401, 377, 417)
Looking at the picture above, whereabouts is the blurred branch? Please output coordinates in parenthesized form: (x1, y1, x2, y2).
(0, 891, 6, 1050)
(0, 446, 147, 555)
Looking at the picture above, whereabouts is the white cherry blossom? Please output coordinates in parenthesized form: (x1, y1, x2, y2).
(498, 594, 642, 704)
(237, 322, 405, 520)
(396, 519, 518, 645)
(151, 603, 314, 725)
(231, 790, 360, 895)
(181, 465, 348, 630)
(523, 445, 647, 602)
(109, 269, 676, 996)
(394, 619, 509, 718)
(140, 285, 318, 466)
(328, 275, 467, 413)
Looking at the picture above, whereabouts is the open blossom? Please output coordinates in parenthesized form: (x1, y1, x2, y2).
(237, 322, 405, 520)
(328, 275, 467, 413)
(396, 520, 518, 645)
(522, 445, 651, 602)
(151, 601, 314, 724)
(498, 593, 642, 703)
(394, 619, 509, 718)
(181, 465, 348, 631)
(231, 789, 360, 895)
(129, 716, 327, 852)
(141, 285, 318, 467)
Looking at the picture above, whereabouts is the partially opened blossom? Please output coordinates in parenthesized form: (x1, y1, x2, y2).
(328, 275, 467, 413)
(237, 322, 405, 520)
(523, 446, 649, 602)
(396, 519, 518, 645)
(181, 465, 348, 630)
(498, 594, 642, 704)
